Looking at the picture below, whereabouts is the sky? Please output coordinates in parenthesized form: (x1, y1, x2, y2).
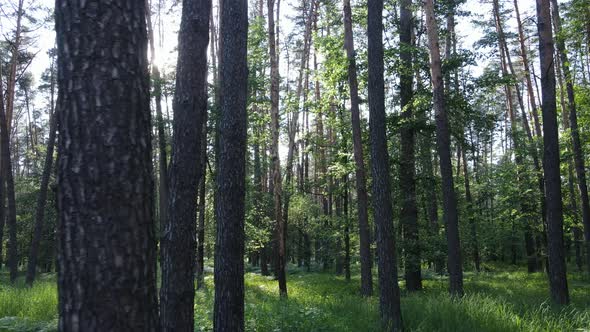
(4, 0, 541, 94)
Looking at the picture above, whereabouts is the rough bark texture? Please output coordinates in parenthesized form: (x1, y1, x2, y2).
(160, 0, 211, 330)
(424, 0, 464, 297)
(26, 72, 57, 285)
(368, 0, 404, 329)
(55, 1, 159, 330)
(399, 0, 421, 291)
(343, 0, 372, 297)
(551, 0, 590, 275)
(213, 0, 248, 331)
(536, 0, 569, 305)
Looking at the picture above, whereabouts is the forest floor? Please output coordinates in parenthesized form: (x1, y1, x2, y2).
(1, 264, 589, 331)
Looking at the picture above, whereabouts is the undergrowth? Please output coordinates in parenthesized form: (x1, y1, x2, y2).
(1, 265, 589, 331)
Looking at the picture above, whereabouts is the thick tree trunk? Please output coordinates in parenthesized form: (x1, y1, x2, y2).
(26, 60, 57, 285)
(343, 0, 372, 297)
(214, 0, 248, 330)
(551, 0, 590, 275)
(368, 0, 404, 329)
(55, 1, 159, 329)
(536, 0, 569, 305)
(160, 0, 211, 330)
(424, 0, 464, 297)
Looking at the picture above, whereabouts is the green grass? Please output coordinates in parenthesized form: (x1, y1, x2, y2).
(1, 266, 589, 331)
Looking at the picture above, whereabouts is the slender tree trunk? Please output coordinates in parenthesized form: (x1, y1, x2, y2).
(196, 119, 208, 289)
(160, 0, 211, 330)
(268, 0, 287, 297)
(0, 68, 17, 284)
(551, 0, 590, 275)
(55, 1, 159, 329)
(368, 0, 404, 329)
(424, 0, 464, 297)
(399, 0, 421, 291)
(514, 0, 542, 138)
(493, 0, 538, 272)
(461, 148, 480, 271)
(146, 0, 169, 245)
(343, 0, 372, 297)
(26, 56, 57, 285)
(214, 0, 248, 330)
(536, 0, 569, 305)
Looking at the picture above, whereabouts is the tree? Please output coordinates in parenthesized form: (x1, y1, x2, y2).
(424, 0, 463, 296)
(160, 0, 211, 330)
(214, 0, 248, 330)
(26, 49, 57, 286)
(550, 0, 590, 274)
(55, 1, 159, 329)
(536, 0, 569, 305)
(268, 0, 287, 297)
(399, 0, 421, 291)
(368, 0, 404, 329)
(343, 0, 373, 297)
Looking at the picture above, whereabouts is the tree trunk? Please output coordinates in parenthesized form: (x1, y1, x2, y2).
(26, 56, 57, 286)
(214, 0, 248, 330)
(461, 148, 480, 272)
(267, 0, 287, 297)
(55, 1, 159, 329)
(0, 64, 17, 285)
(368, 0, 404, 329)
(493, 0, 538, 273)
(399, 0, 421, 292)
(535, 0, 569, 305)
(146, 0, 170, 247)
(196, 119, 208, 289)
(513, 0, 542, 138)
(424, 0, 464, 297)
(343, 0, 372, 297)
(550, 0, 590, 275)
(160, 0, 211, 330)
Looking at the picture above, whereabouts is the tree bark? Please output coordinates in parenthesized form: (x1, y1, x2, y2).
(368, 0, 404, 329)
(536, 0, 569, 305)
(424, 0, 464, 297)
(55, 1, 159, 329)
(160, 0, 211, 330)
(214, 0, 248, 330)
(343, 0, 372, 297)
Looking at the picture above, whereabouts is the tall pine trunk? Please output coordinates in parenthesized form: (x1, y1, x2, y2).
(536, 0, 569, 305)
(424, 0, 464, 296)
(26, 56, 57, 285)
(214, 0, 248, 330)
(55, 1, 159, 329)
(343, 0, 372, 297)
(550, 0, 590, 275)
(368, 0, 404, 329)
(160, 0, 211, 330)
(399, 0, 421, 291)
